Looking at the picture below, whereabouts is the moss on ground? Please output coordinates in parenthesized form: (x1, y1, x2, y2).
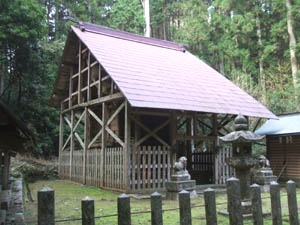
(24, 180, 297, 224)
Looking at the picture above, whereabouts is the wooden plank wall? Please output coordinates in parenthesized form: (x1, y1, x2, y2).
(130, 146, 173, 191)
(215, 146, 235, 184)
(59, 148, 125, 190)
(104, 147, 124, 190)
(60, 151, 70, 179)
(267, 136, 286, 178)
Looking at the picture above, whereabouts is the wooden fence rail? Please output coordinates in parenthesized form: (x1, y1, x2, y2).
(36, 179, 299, 225)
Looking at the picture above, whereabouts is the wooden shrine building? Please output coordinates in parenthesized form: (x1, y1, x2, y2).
(0, 101, 34, 190)
(256, 113, 300, 182)
(51, 21, 276, 192)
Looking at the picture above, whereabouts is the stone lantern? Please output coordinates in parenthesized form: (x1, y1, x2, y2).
(219, 114, 265, 214)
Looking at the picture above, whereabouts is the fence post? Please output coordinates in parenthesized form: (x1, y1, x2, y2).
(151, 192, 163, 225)
(118, 194, 131, 225)
(38, 186, 55, 225)
(204, 188, 217, 225)
(250, 184, 263, 225)
(270, 181, 282, 225)
(226, 177, 243, 225)
(286, 180, 299, 225)
(82, 196, 94, 225)
(179, 190, 192, 225)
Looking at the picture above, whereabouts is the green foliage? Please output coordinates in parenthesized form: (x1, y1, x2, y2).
(108, 0, 145, 34)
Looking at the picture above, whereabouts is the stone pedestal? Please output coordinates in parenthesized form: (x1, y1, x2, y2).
(165, 175, 198, 200)
(253, 168, 277, 192)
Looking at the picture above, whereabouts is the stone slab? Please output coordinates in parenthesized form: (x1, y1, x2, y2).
(218, 210, 271, 219)
(165, 180, 196, 192)
(171, 175, 190, 182)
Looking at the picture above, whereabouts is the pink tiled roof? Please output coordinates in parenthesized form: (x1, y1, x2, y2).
(71, 23, 276, 119)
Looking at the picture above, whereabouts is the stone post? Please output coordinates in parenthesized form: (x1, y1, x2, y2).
(82, 196, 94, 225)
(286, 180, 299, 225)
(179, 190, 191, 225)
(270, 181, 282, 225)
(250, 184, 263, 225)
(151, 192, 163, 225)
(118, 194, 131, 225)
(38, 186, 55, 225)
(226, 177, 243, 225)
(204, 188, 217, 225)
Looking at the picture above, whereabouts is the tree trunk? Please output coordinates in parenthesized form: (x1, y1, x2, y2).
(143, 0, 151, 37)
(286, 0, 299, 100)
(256, 12, 267, 105)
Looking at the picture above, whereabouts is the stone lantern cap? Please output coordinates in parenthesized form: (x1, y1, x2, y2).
(219, 114, 265, 143)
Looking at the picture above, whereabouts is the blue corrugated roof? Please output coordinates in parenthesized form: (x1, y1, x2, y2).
(255, 113, 300, 135)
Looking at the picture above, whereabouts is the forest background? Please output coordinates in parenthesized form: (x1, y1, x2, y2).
(1, 0, 300, 156)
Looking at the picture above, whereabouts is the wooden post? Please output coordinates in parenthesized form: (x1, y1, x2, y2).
(70, 110, 75, 180)
(82, 196, 94, 225)
(212, 114, 218, 184)
(118, 194, 131, 225)
(100, 102, 107, 187)
(38, 186, 55, 225)
(98, 64, 101, 98)
(83, 107, 90, 184)
(151, 192, 163, 225)
(286, 180, 299, 225)
(186, 118, 192, 171)
(270, 181, 282, 225)
(87, 52, 91, 101)
(124, 100, 131, 190)
(69, 67, 73, 108)
(204, 188, 217, 225)
(226, 177, 243, 225)
(2, 151, 9, 190)
(250, 184, 263, 225)
(59, 104, 64, 177)
(179, 190, 192, 225)
(78, 41, 82, 104)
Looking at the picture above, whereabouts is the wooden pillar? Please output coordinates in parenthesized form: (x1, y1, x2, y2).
(83, 107, 90, 184)
(0, 151, 3, 185)
(100, 102, 107, 187)
(186, 118, 192, 171)
(2, 151, 10, 190)
(212, 113, 218, 184)
(169, 112, 177, 166)
(69, 67, 73, 108)
(87, 52, 91, 101)
(98, 64, 101, 98)
(69, 110, 75, 180)
(124, 100, 131, 191)
(58, 104, 64, 176)
(78, 41, 82, 104)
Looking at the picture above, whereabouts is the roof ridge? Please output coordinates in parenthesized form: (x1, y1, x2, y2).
(79, 22, 186, 52)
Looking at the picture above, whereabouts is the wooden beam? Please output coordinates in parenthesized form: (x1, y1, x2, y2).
(88, 108, 103, 126)
(78, 41, 82, 104)
(131, 110, 171, 117)
(124, 100, 131, 190)
(87, 52, 91, 101)
(69, 67, 73, 108)
(61, 92, 124, 114)
(73, 111, 85, 133)
(59, 103, 64, 175)
(133, 117, 171, 148)
(70, 110, 75, 179)
(105, 126, 125, 147)
(83, 107, 90, 184)
(88, 129, 102, 149)
(100, 102, 107, 187)
(98, 64, 101, 98)
(253, 118, 262, 132)
(107, 102, 125, 126)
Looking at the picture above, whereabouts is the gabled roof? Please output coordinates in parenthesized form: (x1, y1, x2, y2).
(52, 22, 276, 119)
(256, 113, 300, 136)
